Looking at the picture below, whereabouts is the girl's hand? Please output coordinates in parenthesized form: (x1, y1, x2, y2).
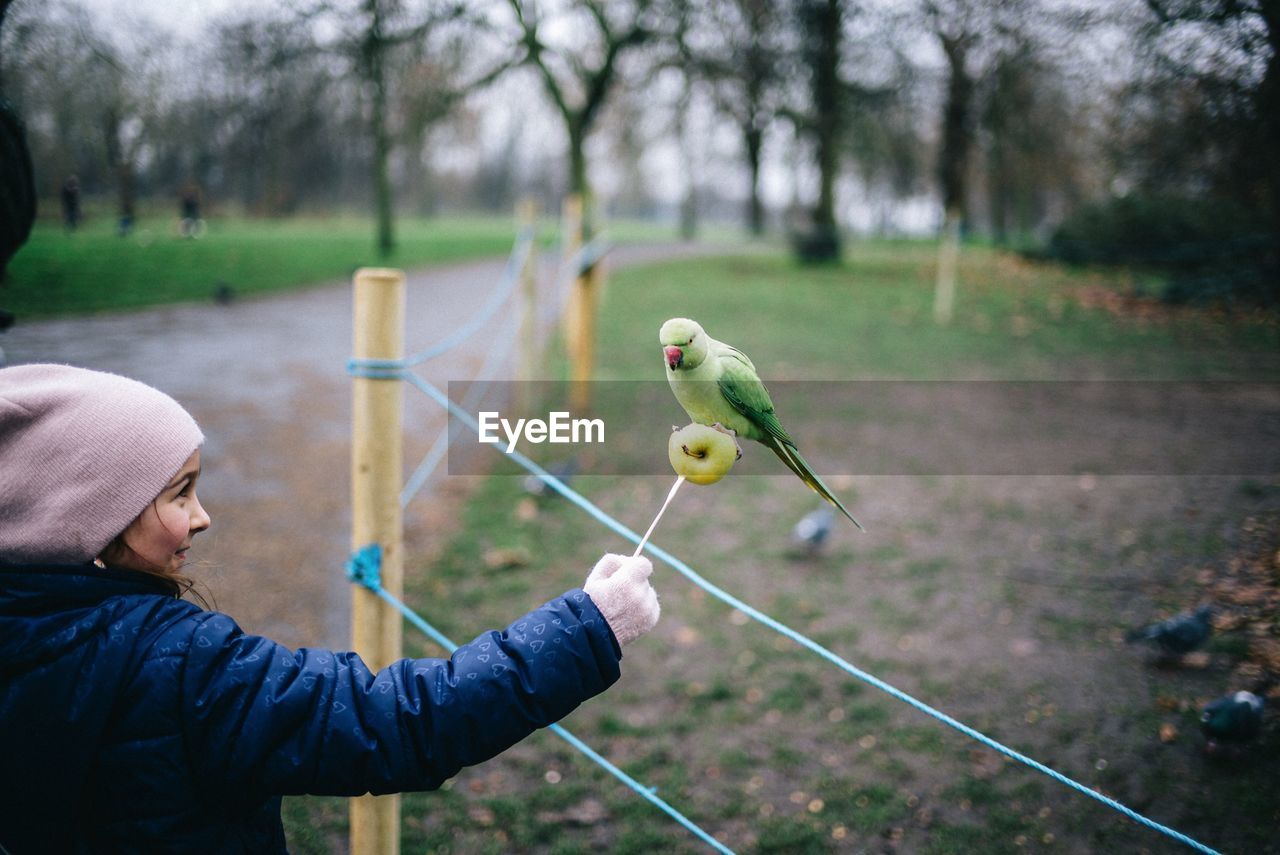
(583, 554, 660, 646)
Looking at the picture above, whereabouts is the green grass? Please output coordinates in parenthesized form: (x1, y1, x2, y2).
(593, 245, 1279, 381)
(283, 243, 1279, 852)
(1, 213, 525, 318)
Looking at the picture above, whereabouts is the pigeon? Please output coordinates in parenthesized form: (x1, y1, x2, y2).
(213, 282, 236, 305)
(789, 504, 835, 558)
(523, 458, 579, 499)
(1126, 605, 1213, 657)
(1200, 689, 1266, 754)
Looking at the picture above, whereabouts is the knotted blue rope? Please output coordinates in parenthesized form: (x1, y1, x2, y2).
(351, 227, 534, 376)
(343, 368, 1222, 855)
(347, 540, 734, 855)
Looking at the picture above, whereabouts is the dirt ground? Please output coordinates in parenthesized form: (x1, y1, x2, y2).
(8, 247, 1276, 853)
(331, 369, 1280, 853)
(471, 439, 1280, 853)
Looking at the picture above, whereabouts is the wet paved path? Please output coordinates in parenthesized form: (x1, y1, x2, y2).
(3, 240, 744, 648)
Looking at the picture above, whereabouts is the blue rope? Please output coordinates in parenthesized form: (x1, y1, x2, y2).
(575, 236, 610, 274)
(365, 369, 1223, 855)
(400, 312, 521, 507)
(347, 542, 734, 854)
(351, 227, 534, 375)
(553, 237, 611, 304)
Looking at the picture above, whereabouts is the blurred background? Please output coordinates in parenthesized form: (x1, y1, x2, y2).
(1, 0, 1276, 305)
(2, 2, 1277, 853)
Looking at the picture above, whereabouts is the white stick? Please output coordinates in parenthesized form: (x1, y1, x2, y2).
(633, 475, 686, 557)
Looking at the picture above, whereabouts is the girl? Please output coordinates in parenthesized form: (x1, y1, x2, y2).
(0, 363, 660, 853)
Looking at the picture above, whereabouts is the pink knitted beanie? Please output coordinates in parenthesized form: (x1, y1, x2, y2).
(0, 364, 204, 564)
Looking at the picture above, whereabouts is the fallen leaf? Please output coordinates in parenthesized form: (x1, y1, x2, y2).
(515, 498, 538, 521)
(1181, 652, 1211, 669)
(969, 748, 1003, 779)
(674, 625, 701, 646)
(483, 547, 530, 569)
(562, 798, 608, 825)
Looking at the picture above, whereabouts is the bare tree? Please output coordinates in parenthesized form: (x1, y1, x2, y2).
(317, 0, 513, 255)
(794, 0, 845, 256)
(212, 14, 339, 215)
(786, 0, 907, 259)
(85, 29, 172, 233)
(506, 0, 658, 219)
(920, 0, 1007, 321)
(980, 29, 1083, 245)
(1, 2, 171, 228)
(696, 0, 790, 235)
(922, 0, 1000, 234)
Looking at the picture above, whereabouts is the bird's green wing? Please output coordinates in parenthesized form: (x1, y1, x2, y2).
(716, 350, 794, 446)
(717, 349, 863, 530)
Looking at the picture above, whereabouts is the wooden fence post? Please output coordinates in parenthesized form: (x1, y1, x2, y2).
(560, 194, 600, 413)
(560, 194, 584, 361)
(516, 198, 540, 415)
(571, 245, 602, 414)
(933, 210, 961, 325)
(350, 267, 405, 855)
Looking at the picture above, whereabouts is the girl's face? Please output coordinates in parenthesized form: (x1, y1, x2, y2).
(101, 450, 210, 575)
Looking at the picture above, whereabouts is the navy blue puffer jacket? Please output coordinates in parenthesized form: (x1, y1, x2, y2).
(0, 563, 622, 853)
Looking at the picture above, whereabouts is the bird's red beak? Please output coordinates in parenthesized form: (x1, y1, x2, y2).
(664, 345, 683, 370)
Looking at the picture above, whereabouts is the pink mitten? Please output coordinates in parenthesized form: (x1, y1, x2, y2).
(583, 553, 660, 646)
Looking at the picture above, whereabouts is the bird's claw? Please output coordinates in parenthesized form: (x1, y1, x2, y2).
(709, 423, 744, 459)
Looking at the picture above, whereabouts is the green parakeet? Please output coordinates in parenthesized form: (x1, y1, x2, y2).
(659, 317, 862, 529)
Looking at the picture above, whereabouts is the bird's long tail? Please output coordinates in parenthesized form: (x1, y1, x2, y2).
(765, 436, 863, 530)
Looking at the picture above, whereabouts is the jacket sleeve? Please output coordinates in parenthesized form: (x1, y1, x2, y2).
(177, 589, 622, 797)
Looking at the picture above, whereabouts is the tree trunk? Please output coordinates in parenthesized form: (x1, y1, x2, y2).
(566, 119, 595, 241)
(371, 64, 394, 255)
(938, 34, 973, 230)
(744, 123, 764, 236)
(366, 0, 394, 257)
(101, 105, 134, 230)
(567, 121, 588, 203)
(676, 86, 697, 241)
(807, 0, 841, 259)
(988, 141, 1009, 246)
(934, 33, 974, 322)
(116, 160, 134, 230)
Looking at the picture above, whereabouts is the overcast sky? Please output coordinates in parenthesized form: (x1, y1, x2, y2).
(74, 0, 256, 36)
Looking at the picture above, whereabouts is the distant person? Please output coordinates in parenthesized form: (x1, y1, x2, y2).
(0, 365, 660, 852)
(178, 181, 204, 238)
(60, 175, 80, 232)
